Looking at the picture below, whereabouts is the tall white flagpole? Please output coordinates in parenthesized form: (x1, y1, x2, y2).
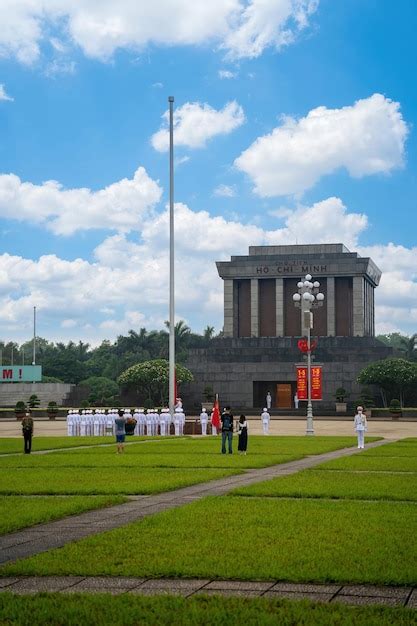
(168, 96, 175, 418)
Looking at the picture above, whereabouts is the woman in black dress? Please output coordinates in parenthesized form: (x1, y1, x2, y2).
(237, 414, 248, 454)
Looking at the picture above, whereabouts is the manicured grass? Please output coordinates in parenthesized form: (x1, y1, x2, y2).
(0, 495, 126, 535)
(315, 454, 417, 473)
(0, 436, 149, 454)
(231, 469, 417, 501)
(0, 450, 301, 469)
(1, 594, 415, 626)
(0, 467, 242, 495)
(0, 436, 364, 472)
(2, 497, 416, 585)
(362, 442, 417, 457)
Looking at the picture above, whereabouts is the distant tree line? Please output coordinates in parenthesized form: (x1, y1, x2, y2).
(0, 322, 219, 385)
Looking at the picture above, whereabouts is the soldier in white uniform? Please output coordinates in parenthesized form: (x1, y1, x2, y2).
(159, 409, 167, 436)
(174, 409, 181, 436)
(294, 393, 299, 409)
(199, 408, 208, 435)
(133, 408, 140, 435)
(146, 410, 153, 436)
(266, 391, 272, 410)
(261, 408, 270, 435)
(354, 406, 368, 449)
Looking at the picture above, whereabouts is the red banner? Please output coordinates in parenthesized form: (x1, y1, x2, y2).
(296, 366, 308, 400)
(296, 365, 322, 401)
(311, 366, 322, 400)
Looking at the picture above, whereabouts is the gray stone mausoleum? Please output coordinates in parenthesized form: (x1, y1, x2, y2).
(184, 244, 392, 410)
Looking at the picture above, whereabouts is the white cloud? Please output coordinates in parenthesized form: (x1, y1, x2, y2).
(213, 184, 237, 197)
(0, 1, 317, 65)
(151, 100, 245, 152)
(0, 84, 13, 101)
(0, 192, 416, 341)
(44, 59, 77, 78)
(235, 94, 409, 197)
(358, 243, 417, 336)
(218, 69, 236, 79)
(174, 156, 190, 168)
(0, 166, 162, 235)
(265, 197, 368, 249)
(223, 0, 318, 59)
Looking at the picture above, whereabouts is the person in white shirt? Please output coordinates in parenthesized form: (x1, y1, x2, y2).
(261, 408, 270, 435)
(354, 406, 368, 449)
(294, 393, 299, 409)
(199, 408, 208, 435)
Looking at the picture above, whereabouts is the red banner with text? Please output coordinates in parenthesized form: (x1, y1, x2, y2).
(296, 365, 322, 400)
(311, 366, 322, 400)
(296, 366, 308, 400)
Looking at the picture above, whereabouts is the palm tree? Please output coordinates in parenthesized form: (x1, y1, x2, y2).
(203, 325, 215, 341)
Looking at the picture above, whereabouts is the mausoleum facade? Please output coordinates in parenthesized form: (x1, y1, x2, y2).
(184, 244, 392, 411)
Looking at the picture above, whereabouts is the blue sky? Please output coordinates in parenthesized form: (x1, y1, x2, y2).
(0, 0, 416, 345)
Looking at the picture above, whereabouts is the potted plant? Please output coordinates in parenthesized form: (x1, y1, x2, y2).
(335, 387, 348, 413)
(47, 401, 59, 420)
(357, 387, 375, 418)
(389, 398, 402, 418)
(28, 394, 40, 409)
(202, 384, 214, 411)
(15, 401, 27, 420)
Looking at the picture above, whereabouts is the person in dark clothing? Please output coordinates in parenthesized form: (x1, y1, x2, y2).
(221, 406, 234, 454)
(237, 414, 248, 455)
(21, 410, 34, 454)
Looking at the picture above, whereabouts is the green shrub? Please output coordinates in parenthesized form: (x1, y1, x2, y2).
(14, 401, 26, 413)
(389, 398, 401, 413)
(28, 394, 40, 408)
(335, 387, 348, 402)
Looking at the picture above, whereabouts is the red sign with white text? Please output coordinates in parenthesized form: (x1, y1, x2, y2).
(296, 366, 308, 400)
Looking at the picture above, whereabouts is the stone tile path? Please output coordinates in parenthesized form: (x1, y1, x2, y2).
(0, 439, 390, 565)
(0, 575, 415, 607)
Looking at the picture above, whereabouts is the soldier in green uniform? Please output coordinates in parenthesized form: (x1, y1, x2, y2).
(21, 410, 34, 454)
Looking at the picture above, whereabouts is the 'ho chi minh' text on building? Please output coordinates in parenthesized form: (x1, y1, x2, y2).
(184, 244, 393, 410)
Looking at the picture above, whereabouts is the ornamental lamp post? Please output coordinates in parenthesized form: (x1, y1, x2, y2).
(292, 274, 325, 436)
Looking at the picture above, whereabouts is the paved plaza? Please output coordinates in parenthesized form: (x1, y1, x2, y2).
(1, 417, 416, 439)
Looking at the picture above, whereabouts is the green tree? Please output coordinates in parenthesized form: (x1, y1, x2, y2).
(118, 359, 194, 406)
(79, 376, 119, 406)
(377, 332, 417, 361)
(357, 358, 417, 407)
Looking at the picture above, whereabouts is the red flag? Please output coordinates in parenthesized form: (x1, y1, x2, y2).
(211, 393, 221, 430)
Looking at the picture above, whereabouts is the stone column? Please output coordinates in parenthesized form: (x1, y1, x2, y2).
(326, 277, 336, 337)
(223, 279, 234, 337)
(276, 278, 284, 336)
(250, 279, 259, 337)
(353, 276, 365, 337)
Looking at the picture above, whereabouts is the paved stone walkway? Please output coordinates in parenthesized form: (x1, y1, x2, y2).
(0, 439, 390, 565)
(0, 575, 415, 607)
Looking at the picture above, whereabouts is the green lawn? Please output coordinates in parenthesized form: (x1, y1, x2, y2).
(0, 495, 126, 535)
(0, 436, 149, 454)
(0, 466, 242, 495)
(1, 594, 415, 626)
(2, 497, 416, 585)
(359, 442, 417, 457)
(0, 450, 301, 469)
(314, 454, 417, 472)
(231, 469, 417, 501)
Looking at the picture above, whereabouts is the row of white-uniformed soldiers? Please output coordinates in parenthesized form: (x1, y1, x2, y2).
(66, 407, 186, 437)
(66, 406, 273, 437)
